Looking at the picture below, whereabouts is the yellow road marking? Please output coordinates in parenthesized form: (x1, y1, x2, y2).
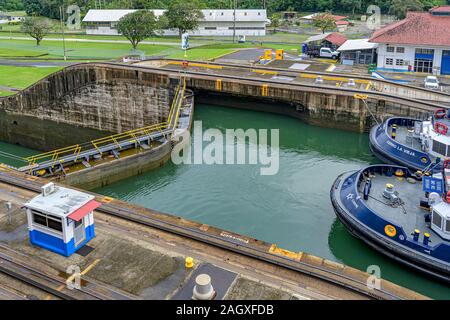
(299, 73, 370, 84)
(354, 93, 369, 100)
(325, 64, 336, 72)
(168, 61, 223, 69)
(252, 69, 278, 75)
(102, 196, 114, 203)
(269, 244, 302, 261)
(45, 259, 101, 300)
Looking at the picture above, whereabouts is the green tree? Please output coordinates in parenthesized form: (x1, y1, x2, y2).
(117, 10, 161, 50)
(0, 0, 24, 11)
(389, 0, 424, 19)
(21, 16, 53, 46)
(164, 0, 204, 37)
(312, 12, 336, 33)
(340, 0, 362, 17)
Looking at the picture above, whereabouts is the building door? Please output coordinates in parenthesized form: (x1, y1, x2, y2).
(442, 50, 450, 75)
(414, 58, 433, 73)
(414, 48, 434, 73)
(73, 219, 86, 246)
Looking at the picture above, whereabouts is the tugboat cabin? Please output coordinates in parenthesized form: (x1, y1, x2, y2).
(431, 195, 450, 240)
(24, 183, 101, 257)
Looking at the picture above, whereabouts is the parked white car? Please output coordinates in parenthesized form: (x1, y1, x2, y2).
(424, 76, 440, 90)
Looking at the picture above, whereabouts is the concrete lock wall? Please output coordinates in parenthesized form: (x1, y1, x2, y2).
(0, 65, 173, 151)
(188, 77, 431, 132)
(0, 63, 436, 191)
(58, 141, 173, 190)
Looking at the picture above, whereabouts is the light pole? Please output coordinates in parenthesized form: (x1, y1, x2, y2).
(233, 0, 237, 43)
(59, 6, 67, 61)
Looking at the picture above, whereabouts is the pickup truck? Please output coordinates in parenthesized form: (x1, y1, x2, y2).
(305, 46, 340, 59)
(318, 47, 340, 59)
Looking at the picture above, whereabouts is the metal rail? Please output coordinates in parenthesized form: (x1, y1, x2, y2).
(0, 242, 137, 300)
(0, 170, 415, 300)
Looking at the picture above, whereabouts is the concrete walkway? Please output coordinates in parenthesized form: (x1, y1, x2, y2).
(0, 85, 17, 92)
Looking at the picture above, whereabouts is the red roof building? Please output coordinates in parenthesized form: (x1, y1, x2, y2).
(369, 6, 450, 75)
(304, 32, 348, 50)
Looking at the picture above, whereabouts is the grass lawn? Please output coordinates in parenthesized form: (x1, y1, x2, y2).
(0, 66, 62, 89)
(0, 39, 174, 59)
(0, 90, 14, 97)
(0, 32, 304, 61)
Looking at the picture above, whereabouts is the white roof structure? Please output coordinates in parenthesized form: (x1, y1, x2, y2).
(301, 14, 317, 20)
(337, 39, 378, 52)
(83, 9, 136, 22)
(304, 33, 331, 43)
(25, 183, 95, 218)
(83, 9, 267, 23)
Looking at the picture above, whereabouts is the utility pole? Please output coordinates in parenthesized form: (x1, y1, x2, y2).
(60, 6, 67, 61)
(233, 0, 236, 43)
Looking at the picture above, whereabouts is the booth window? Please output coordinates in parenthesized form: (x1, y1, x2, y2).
(432, 211, 442, 229)
(32, 211, 63, 232)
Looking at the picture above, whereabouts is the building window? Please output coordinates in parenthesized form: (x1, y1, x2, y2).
(221, 12, 224, 15)
(244, 12, 247, 16)
(395, 59, 404, 66)
(415, 48, 434, 55)
(385, 58, 393, 65)
(258, 12, 261, 15)
(209, 12, 212, 16)
(386, 46, 395, 53)
(32, 211, 63, 233)
(204, 27, 217, 30)
(396, 47, 405, 53)
(228, 27, 265, 30)
(433, 211, 443, 229)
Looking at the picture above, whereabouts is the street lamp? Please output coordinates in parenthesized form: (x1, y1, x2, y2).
(59, 6, 67, 61)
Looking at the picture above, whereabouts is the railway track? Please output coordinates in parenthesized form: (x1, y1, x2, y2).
(0, 216, 137, 300)
(0, 170, 416, 300)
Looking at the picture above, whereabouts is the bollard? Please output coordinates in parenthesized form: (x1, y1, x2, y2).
(5, 202, 12, 225)
(391, 124, 397, 139)
(423, 232, 430, 246)
(413, 229, 420, 242)
(185, 257, 194, 268)
(192, 274, 215, 300)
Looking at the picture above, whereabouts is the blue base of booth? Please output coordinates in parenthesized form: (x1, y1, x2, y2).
(29, 225, 95, 257)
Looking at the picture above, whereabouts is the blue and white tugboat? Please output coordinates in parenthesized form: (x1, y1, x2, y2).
(369, 109, 450, 172)
(330, 164, 450, 282)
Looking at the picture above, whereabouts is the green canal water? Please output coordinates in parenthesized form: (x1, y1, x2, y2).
(1, 104, 449, 299)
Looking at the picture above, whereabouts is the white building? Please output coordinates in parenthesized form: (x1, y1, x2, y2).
(370, 6, 450, 75)
(337, 39, 378, 65)
(83, 9, 268, 36)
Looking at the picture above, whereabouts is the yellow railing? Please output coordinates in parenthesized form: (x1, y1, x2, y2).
(26, 79, 186, 167)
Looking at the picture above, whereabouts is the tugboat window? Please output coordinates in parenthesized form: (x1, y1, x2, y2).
(432, 211, 442, 229)
(432, 140, 447, 156)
